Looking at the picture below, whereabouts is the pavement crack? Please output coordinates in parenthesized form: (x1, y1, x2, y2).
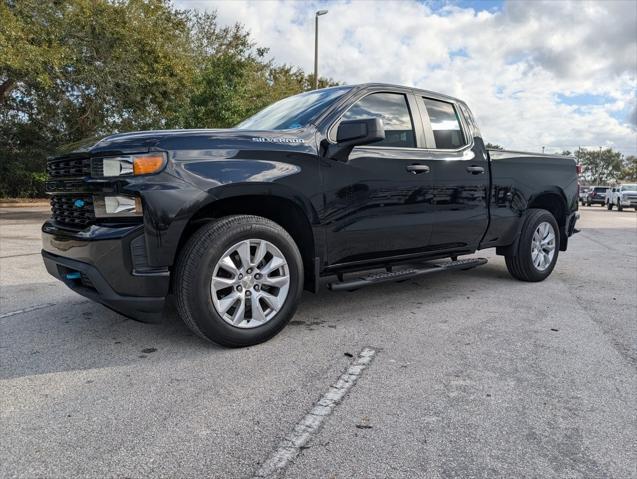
(0, 303, 56, 319)
(0, 252, 41, 259)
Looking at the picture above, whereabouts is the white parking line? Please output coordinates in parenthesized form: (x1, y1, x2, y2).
(253, 347, 377, 478)
(0, 303, 55, 319)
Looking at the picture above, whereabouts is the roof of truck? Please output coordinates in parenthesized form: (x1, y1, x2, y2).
(346, 83, 463, 104)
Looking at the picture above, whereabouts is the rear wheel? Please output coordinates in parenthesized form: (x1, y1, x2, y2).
(617, 200, 623, 211)
(175, 215, 303, 347)
(505, 209, 559, 282)
(607, 201, 613, 210)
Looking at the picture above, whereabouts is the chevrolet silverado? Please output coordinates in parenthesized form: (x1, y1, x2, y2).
(42, 83, 579, 346)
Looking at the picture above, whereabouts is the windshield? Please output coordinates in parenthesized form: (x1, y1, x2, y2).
(594, 187, 608, 192)
(621, 185, 637, 191)
(236, 86, 351, 130)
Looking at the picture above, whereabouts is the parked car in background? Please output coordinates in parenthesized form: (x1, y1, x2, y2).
(606, 184, 637, 211)
(579, 186, 591, 205)
(586, 186, 609, 206)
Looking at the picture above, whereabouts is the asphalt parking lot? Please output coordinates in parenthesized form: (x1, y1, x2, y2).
(1, 205, 636, 478)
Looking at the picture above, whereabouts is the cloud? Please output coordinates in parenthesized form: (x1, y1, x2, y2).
(179, 0, 637, 154)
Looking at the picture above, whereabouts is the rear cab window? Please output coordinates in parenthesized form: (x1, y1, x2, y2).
(338, 92, 416, 148)
(421, 97, 467, 149)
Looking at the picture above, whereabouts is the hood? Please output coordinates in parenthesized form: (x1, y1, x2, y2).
(52, 128, 315, 159)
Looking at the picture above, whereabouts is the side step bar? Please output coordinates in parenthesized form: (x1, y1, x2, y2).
(327, 258, 488, 291)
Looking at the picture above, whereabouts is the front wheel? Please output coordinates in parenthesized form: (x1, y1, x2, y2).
(175, 215, 303, 347)
(617, 200, 623, 212)
(504, 209, 559, 282)
(607, 201, 613, 210)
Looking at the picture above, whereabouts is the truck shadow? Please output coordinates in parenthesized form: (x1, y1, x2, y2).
(1, 262, 511, 380)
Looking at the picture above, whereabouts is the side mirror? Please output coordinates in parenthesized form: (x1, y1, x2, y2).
(327, 118, 385, 162)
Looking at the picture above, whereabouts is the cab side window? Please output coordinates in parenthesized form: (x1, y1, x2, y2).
(422, 98, 466, 149)
(341, 93, 416, 148)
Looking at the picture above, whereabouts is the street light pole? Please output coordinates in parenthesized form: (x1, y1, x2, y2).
(314, 10, 328, 90)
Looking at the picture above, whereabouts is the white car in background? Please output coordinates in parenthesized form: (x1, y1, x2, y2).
(606, 184, 637, 211)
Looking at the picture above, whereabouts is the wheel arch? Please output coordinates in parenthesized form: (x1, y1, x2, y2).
(176, 186, 320, 292)
(527, 190, 568, 251)
(496, 190, 569, 256)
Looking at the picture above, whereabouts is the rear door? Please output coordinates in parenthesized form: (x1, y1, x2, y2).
(415, 96, 489, 252)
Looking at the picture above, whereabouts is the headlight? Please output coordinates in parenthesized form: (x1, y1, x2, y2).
(93, 152, 166, 177)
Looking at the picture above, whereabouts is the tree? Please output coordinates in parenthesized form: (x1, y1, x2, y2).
(0, 0, 68, 105)
(178, 55, 337, 129)
(575, 148, 624, 185)
(619, 155, 637, 181)
(485, 143, 503, 150)
(175, 10, 337, 129)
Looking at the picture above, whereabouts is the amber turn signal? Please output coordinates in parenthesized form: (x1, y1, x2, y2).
(133, 153, 166, 175)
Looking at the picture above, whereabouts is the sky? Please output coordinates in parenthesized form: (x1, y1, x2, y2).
(177, 0, 637, 155)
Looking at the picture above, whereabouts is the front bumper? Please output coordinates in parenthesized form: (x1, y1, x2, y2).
(42, 222, 170, 322)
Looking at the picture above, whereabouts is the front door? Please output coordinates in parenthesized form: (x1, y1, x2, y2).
(321, 92, 437, 266)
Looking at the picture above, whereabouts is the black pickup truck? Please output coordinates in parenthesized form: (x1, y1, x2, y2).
(42, 83, 579, 346)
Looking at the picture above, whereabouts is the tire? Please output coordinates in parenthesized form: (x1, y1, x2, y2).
(607, 201, 613, 210)
(617, 200, 623, 212)
(586, 201, 591, 207)
(175, 215, 303, 347)
(504, 209, 560, 282)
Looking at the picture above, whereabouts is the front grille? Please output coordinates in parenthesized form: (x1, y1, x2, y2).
(47, 157, 91, 178)
(50, 195, 95, 227)
(91, 158, 104, 177)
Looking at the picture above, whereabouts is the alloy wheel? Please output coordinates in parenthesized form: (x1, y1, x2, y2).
(210, 239, 290, 328)
(531, 221, 556, 271)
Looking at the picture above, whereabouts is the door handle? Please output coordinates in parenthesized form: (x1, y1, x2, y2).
(406, 164, 430, 174)
(466, 165, 485, 174)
